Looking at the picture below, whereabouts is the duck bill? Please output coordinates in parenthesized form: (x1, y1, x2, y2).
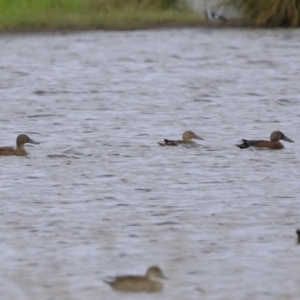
(194, 135, 204, 140)
(282, 135, 294, 143)
(161, 275, 168, 280)
(28, 138, 40, 145)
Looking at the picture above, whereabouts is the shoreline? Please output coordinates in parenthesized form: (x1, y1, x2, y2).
(0, 8, 249, 34)
(0, 21, 250, 35)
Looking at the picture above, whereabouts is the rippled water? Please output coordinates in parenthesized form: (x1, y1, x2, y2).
(0, 28, 300, 300)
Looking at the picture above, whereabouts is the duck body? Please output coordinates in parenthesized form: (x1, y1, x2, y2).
(236, 131, 294, 150)
(0, 134, 39, 156)
(104, 266, 166, 293)
(0, 146, 21, 156)
(105, 275, 163, 292)
(159, 139, 184, 146)
(158, 131, 203, 146)
(237, 139, 285, 150)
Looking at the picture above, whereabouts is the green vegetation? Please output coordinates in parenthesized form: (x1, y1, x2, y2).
(0, 0, 205, 31)
(225, 0, 300, 27)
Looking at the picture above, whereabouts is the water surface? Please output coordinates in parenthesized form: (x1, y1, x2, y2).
(0, 28, 300, 300)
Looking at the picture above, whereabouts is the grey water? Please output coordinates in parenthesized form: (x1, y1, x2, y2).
(0, 28, 300, 300)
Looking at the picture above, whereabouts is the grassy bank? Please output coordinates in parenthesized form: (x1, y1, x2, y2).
(225, 0, 300, 27)
(0, 0, 205, 31)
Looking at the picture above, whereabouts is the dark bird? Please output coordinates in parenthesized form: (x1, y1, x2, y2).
(296, 229, 300, 244)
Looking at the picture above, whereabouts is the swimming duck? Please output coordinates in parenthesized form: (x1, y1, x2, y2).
(158, 131, 203, 146)
(296, 229, 300, 244)
(236, 131, 294, 150)
(0, 134, 39, 156)
(104, 266, 166, 292)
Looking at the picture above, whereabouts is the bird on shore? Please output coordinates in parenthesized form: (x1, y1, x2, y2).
(205, 9, 229, 21)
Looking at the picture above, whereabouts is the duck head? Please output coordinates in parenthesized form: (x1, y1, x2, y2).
(270, 131, 294, 143)
(182, 131, 203, 142)
(146, 266, 167, 280)
(16, 134, 40, 147)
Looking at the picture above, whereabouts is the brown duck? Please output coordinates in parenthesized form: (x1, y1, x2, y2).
(158, 130, 203, 146)
(104, 266, 167, 292)
(0, 134, 39, 156)
(236, 131, 294, 150)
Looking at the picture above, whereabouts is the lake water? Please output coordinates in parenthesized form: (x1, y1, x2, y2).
(0, 28, 300, 300)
